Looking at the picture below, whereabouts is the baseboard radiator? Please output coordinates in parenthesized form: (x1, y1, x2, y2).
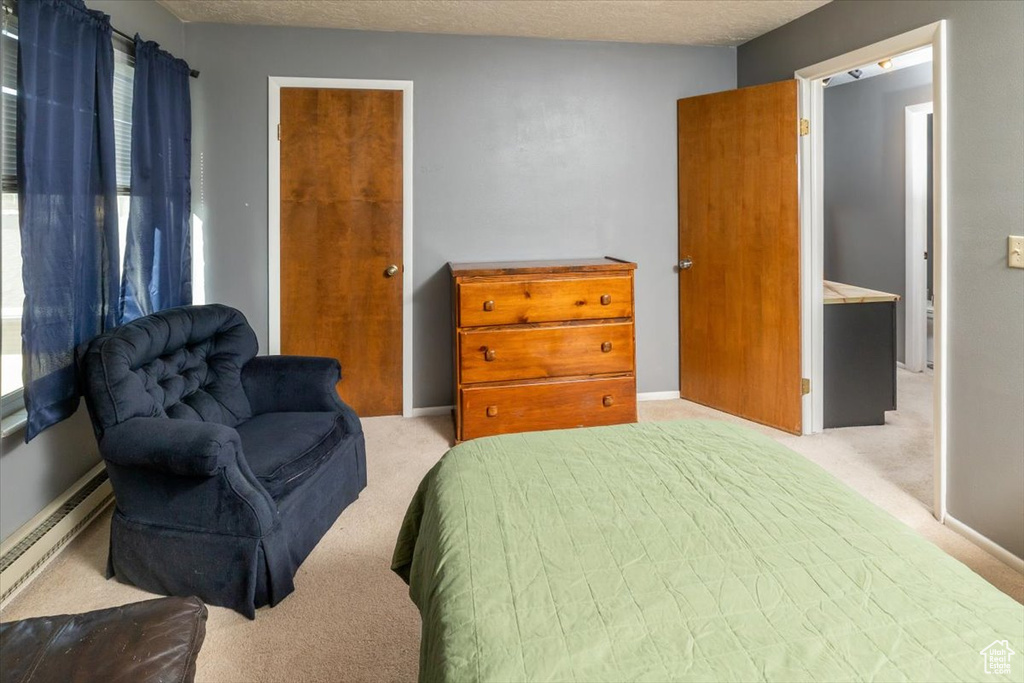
(0, 463, 113, 606)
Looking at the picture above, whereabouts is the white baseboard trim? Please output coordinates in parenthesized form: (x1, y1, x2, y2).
(637, 391, 681, 402)
(1, 462, 114, 607)
(944, 514, 1024, 574)
(410, 405, 453, 417)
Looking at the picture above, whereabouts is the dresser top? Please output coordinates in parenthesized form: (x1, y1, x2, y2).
(448, 257, 636, 277)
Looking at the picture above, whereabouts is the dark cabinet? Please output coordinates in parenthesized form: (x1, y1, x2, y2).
(823, 282, 899, 428)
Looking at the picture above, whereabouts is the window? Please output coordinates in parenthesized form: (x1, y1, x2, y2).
(0, 8, 134, 409)
(2, 9, 21, 403)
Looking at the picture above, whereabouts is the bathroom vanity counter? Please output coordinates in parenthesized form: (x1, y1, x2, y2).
(824, 280, 901, 305)
(823, 281, 900, 428)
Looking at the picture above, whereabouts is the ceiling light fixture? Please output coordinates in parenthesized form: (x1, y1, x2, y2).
(848, 69, 863, 79)
(878, 59, 893, 69)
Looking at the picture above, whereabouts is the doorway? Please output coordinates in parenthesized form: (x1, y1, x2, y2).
(268, 77, 414, 417)
(905, 101, 934, 373)
(796, 22, 948, 521)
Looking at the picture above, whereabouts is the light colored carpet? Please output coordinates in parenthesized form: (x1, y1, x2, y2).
(2, 369, 1021, 682)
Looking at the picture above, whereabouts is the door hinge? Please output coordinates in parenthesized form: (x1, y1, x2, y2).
(799, 118, 810, 136)
(277, 123, 281, 141)
(801, 378, 811, 395)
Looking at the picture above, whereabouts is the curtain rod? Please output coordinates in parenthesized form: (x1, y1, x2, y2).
(109, 25, 200, 79)
(1, 0, 199, 79)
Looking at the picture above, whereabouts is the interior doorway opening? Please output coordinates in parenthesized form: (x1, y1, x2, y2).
(796, 22, 948, 522)
(905, 100, 934, 373)
(819, 45, 935, 510)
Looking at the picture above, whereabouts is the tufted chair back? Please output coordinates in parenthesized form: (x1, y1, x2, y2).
(81, 304, 259, 437)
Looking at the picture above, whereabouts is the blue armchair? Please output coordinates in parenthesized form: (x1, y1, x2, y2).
(80, 304, 366, 618)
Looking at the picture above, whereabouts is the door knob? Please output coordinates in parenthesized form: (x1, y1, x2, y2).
(679, 257, 693, 270)
(483, 347, 496, 362)
(384, 264, 399, 278)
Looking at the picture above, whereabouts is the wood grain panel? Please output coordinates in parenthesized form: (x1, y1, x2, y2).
(280, 87, 403, 416)
(449, 258, 636, 278)
(677, 80, 801, 434)
(460, 376, 637, 441)
(459, 322, 635, 384)
(458, 276, 633, 327)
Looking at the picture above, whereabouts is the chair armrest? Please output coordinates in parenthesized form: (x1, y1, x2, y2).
(101, 418, 241, 477)
(100, 417, 279, 538)
(241, 355, 347, 415)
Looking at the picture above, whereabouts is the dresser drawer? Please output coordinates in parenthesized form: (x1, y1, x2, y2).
(459, 322, 634, 384)
(460, 376, 636, 440)
(457, 276, 632, 327)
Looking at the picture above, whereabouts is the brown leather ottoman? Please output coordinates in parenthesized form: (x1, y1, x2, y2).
(1, 596, 206, 683)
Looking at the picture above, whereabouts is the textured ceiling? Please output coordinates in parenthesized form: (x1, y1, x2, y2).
(158, 0, 830, 47)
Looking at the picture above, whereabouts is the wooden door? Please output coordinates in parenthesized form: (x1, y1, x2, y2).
(677, 81, 801, 434)
(280, 88, 403, 416)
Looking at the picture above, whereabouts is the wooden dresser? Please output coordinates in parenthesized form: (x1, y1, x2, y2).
(450, 258, 638, 442)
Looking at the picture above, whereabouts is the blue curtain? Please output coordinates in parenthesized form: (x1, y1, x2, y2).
(120, 37, 192, 322)
(17, 0, 119, 441)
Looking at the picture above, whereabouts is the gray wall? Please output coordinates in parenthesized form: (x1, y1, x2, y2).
(9, 0, 1018, 566)
(823, 62, 933, 363)
(739, 0, 1024, 558)
(0, 0, 185, 541)
(182, 24, 736, 409)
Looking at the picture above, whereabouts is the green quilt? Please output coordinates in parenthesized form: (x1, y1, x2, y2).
(392, 420, 1023, 682)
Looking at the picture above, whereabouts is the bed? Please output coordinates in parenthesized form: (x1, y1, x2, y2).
(392, 420, 1022, 682)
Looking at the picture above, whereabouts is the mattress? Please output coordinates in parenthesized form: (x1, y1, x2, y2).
(392, 420, 1022, 682)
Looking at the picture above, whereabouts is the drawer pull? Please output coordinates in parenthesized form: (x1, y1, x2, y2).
(483, 347, 496, 362)
(602, 395, 614, 407)
(600, 294, 611, 305)
(483, 300, 495, 312)
(601, 341, 613, 353)
(486, 405, 498, 417)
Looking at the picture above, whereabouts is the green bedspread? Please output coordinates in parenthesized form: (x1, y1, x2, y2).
(392, 420, 1023, 682)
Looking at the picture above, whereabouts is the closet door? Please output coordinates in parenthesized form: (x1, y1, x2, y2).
(677, 81, 802, 434)
(280, 87, 404, 416)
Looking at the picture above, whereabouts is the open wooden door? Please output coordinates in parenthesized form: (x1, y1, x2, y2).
(279, 88, 404, 416)
(677, 81, 802, 434)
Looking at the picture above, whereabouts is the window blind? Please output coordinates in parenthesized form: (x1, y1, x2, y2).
(1, 13, 17, 193)
(0, 14, 134, 193)
(112, 47, 133, 191)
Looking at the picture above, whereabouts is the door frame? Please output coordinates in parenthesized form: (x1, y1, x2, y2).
(905, 101, 933, 374)
(795, 21, 948, 521)
(267, 76, 414, 418)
